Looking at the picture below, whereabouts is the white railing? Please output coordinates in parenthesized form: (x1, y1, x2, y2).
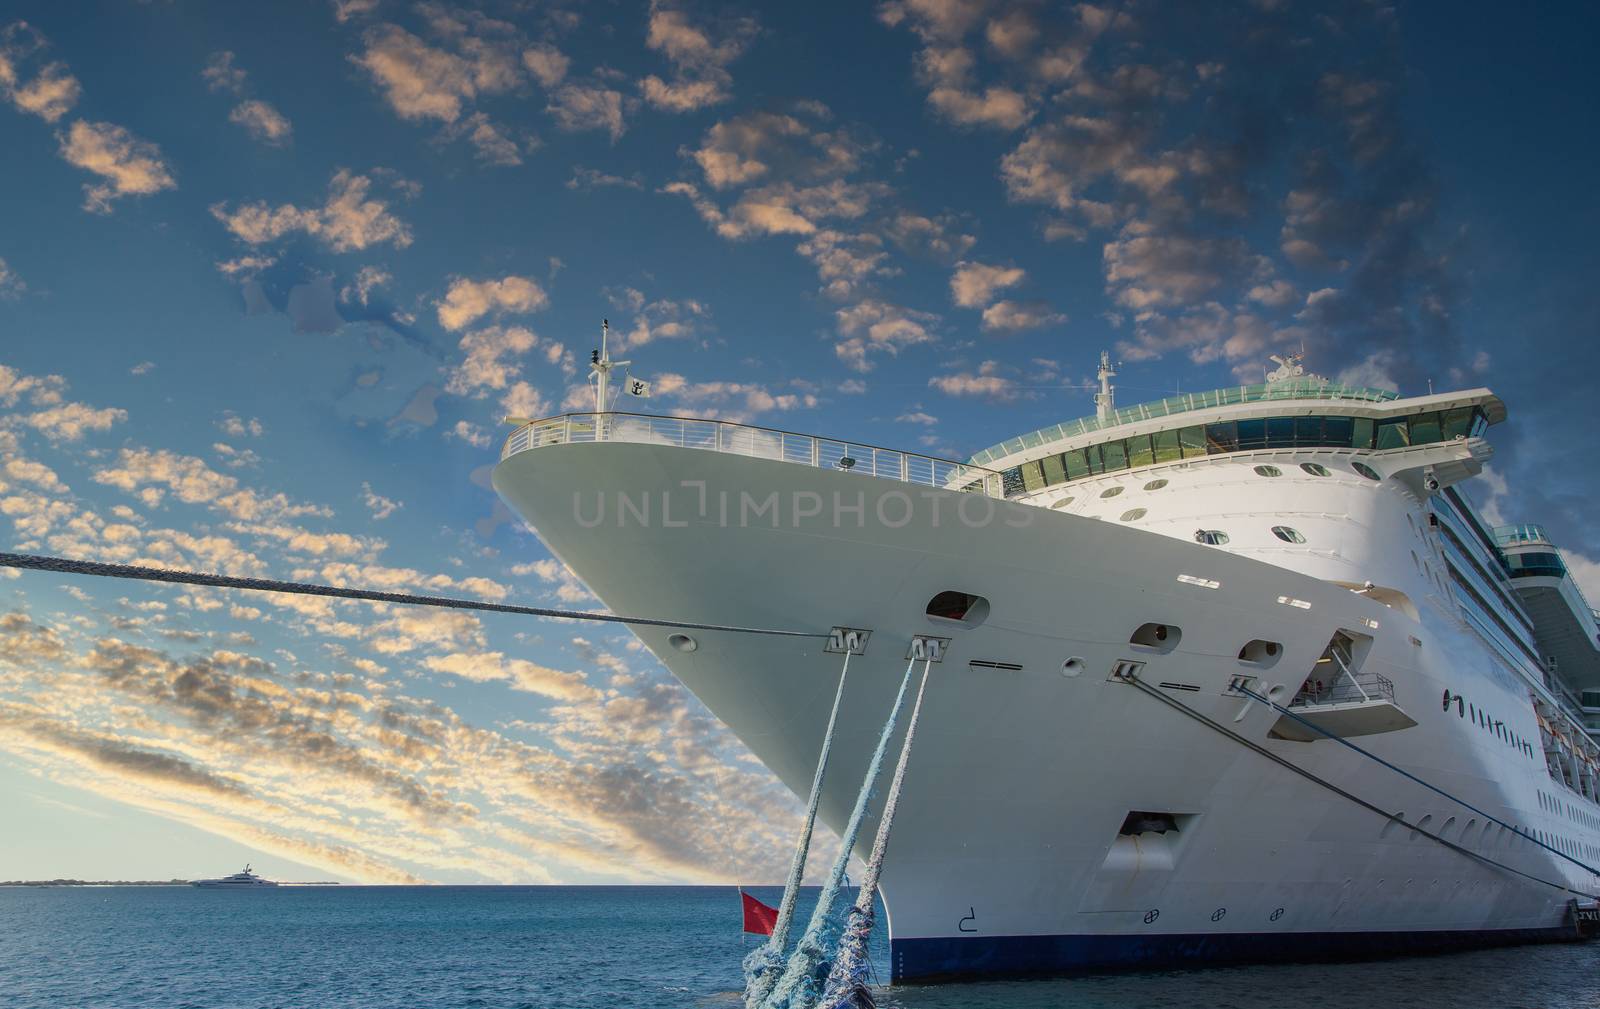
(502, 412, 1003, 497)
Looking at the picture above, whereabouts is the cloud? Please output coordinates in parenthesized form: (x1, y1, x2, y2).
(566, 166, 643, 191)
(229, 100, 292, 145)
(521, 44, 569, 88)
(0, 257, 24, 299)
(201, 51, 247, 94)
(57, 121, 177, 214)
(929, 360, 1020, 400)
(352, 23, 514, 123)
(446, 325, 539, 396)
(92, 448, 325, 525)
(833, 299, 938, 371)
(604, 287, 707, 352)
(22, 402, 127, 442)
(981, 299, 1065, 331)
(639, 1, 757, 113)
(211, 169, 412, 253)
(545, 83, 627, 142)
(217, 412, 264, 438)
(361, 482, 401, 520)
(1102, 234, 1261, 310)
(796, 230, 892, 300)
(452, 112, 523, 166)
(437, 276, 548, 331)
(423, 651, 599, 702)
(950, 260, 1025, 307)
(1, 23, 80, 121)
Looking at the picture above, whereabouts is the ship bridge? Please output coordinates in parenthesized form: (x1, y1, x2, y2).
(1493, 523, 1600, 738)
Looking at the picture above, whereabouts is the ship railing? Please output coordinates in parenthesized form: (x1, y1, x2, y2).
(502, 412, 1004, 497)
(1290, 670, 1396, 708)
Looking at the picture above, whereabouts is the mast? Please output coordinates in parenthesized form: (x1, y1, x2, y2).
(589, 320, 631, 412)
(1094, 350, 1117, 422)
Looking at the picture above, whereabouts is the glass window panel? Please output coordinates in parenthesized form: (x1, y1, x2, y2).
(1441, 407, 1475, 440)
(1294, 416, 1323, 445)
(1470, 409, 1489, 437)
(1021, 460, 1045, 491)
(1323, 416, 1353, 447)
(1041, 454, 1066, 486)
(1409, 411, 1443, 445)
(1237, 418, 1267, 450)
(1180, 425, 1208, 458)
(1063, 449, 1089, 480)
(1206, 422, 1239, 454)
(1351, 417, 1374, 448)
(1127, 434, 1154, 467)
(1001, 467, 1025, 496)
(1375, 419, 1410, 450)
(1084, 443, 1104, 475)
(1153, 428, 1182, 462)
(1102, 440, 1129, 472)
(1267, 417, 1296, 448)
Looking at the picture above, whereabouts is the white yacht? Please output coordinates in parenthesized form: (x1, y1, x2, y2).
(493, 347, 1600, 982)
(192, 864, 278, 888)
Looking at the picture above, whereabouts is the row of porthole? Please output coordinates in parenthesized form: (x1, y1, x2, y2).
(1188, 526, 1307, 544)
(1057, 459, 1382, 510)
(1441, 690, 1535, 759)
(1540, 790, 1600, 833)
(1127, 622, 1284, 667)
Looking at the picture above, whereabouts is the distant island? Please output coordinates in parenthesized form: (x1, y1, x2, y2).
(1, 879, 192, 887)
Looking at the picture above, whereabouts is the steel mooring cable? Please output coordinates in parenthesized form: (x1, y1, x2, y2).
(0, 552, 826, 640)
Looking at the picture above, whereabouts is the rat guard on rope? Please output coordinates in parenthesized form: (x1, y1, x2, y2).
(760, 656, 926, 1009)
(743, 650, 856, 1007)
(816, 658, 932, 1009)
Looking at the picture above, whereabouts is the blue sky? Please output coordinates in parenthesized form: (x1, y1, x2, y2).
(1, 0, 1596, 883)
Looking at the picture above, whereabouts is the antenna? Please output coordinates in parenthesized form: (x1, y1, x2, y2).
(1094, 350, 1117, 422)
(588, 319, 631, 412)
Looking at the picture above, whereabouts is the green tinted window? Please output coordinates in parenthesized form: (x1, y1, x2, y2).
(1084, 443, 1104, 474)
(1294, 416, 1324, 445)
(1153, 428, 1181, 462)
(1351, 417, 1374, 448)
(1102, 439, 1129, 472)
(1441, 407, 1474, 440)
(1001, 468, 1024, 496)
(1041, 453, 1066, 486)
(1324, 416, 1353, 446)
(1180, 425, 1208, 458)
(1206, 422, 1239, 454)
(1063, 449, 1089, 479)
(1237, 418, 1267, 450)
(1021, 460, 1045, 491)
(1127, 434, 1154, 467)
(1375, 419, 1409, 450)
(1267, 417, 1296, 448)
(1409, 412, 1442, 445)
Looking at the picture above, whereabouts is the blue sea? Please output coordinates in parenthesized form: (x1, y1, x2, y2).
(2, 885, 1595, 1009)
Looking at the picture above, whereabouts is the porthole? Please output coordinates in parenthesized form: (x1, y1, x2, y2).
(1238, 639, 1282, 667)
(1300, 462, 1331, 477)
(1352, 461, 1382, 481)
(1271, 526, 1307, 544)
(1143, 479, 1169, 491)
(1061, 656, 1085, 678)
(1130, 622, 1181, 654)
(1050, 496, 1075, 509)
(1100, 486, 1125, 499)
(1194, 529, 1230, 546)
(1253, 465, 1283, 478)
(926, 591, 991, 627)
(1120, 508, 1147, 522)
(668, 634, 698, 653)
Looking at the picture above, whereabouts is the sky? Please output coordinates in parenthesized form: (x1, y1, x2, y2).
(1, 0, 1597, 884)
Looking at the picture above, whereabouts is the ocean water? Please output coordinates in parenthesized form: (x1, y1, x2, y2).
(2, 885, 1595, 1009)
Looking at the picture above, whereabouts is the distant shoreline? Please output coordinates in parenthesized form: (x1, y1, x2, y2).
(0, 880, 192, 887)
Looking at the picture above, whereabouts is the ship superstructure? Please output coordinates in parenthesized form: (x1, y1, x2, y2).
(493, 352, 1600, 981)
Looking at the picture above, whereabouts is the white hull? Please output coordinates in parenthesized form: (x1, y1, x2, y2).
(494, 440, 1599, 979)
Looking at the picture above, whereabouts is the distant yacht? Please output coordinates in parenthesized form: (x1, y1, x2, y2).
(192, 864, 277, 888)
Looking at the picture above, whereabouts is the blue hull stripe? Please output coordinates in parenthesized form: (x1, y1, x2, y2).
(892, 925, 1583, 982)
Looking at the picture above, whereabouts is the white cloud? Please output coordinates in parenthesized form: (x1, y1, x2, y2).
(352, 24, 516, 123)
(7, 60, 79, 121)
(446, 325, 539, 396)
(217, 412, 264, 438)
(981, 299, 1065, 331)
(229, 100, 292, 145)
(361, 482, 401, 520)
(57, 121, 177, 214)
(546, 83, 627, 142)
(833, 300, 938, 372)
(639, 2, 757, 113)
(950, 260, 1025, 307)
(446, 420, 490, 449)
(23, 402, 127, 442)
(521, 44, 569, 88)
(0, 257, 24, 299)
(201, 51, 247, 94)
(437, 276, 548, 331)
(211, 169, 412, 253)
(927, 84, 1030, 129)
(929, 361, 1019, 400)
(423, 651, 599, 702)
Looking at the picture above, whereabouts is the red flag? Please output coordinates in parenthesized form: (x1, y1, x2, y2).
(740, 888, 779, 935)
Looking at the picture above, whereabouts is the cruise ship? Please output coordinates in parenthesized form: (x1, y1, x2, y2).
(492, 350, 1600, 981)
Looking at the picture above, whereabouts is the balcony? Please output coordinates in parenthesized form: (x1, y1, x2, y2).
(501, 412, 1005, 497)
(1271, 669, 1418, 742)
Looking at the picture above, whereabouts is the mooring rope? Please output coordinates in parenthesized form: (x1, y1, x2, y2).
(1235, 683, 1600, 879)
(0, 552, 825, 639)
(817, 658, 933, 1009)
(763, 656, 920, 1009)
(744, 649, 856, 1008)
(1120, 673, 1600, 900)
